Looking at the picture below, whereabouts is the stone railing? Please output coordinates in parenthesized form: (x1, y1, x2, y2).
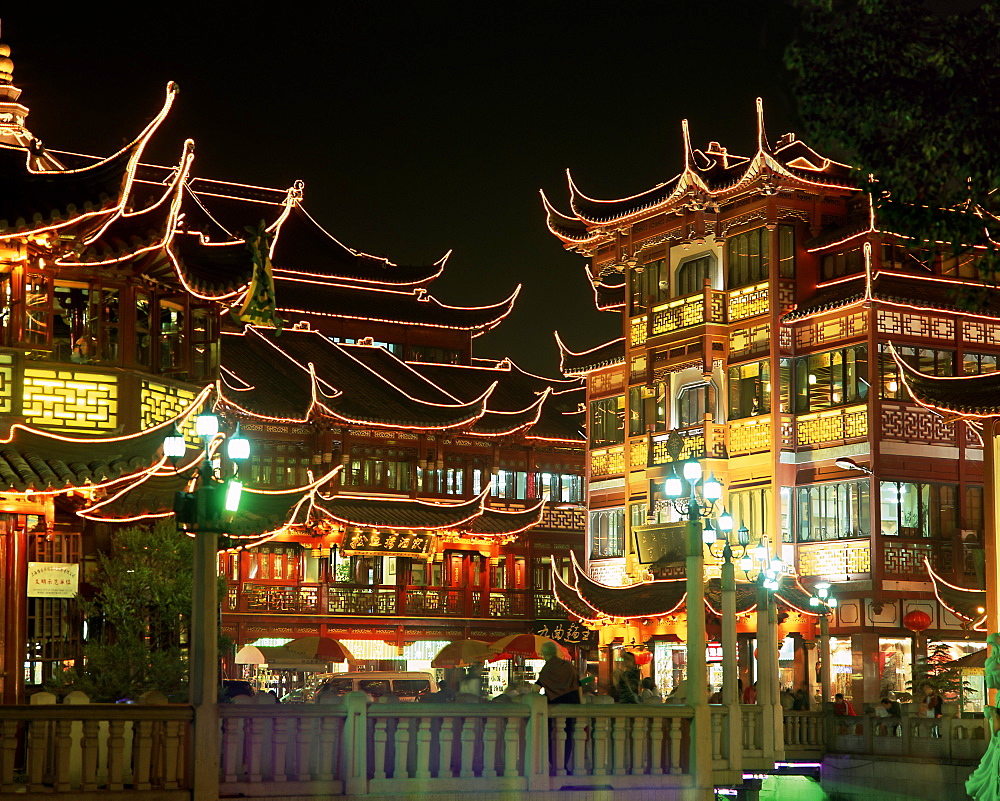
(827, 714, 988, 762)
(215, 696, 704, 796)
(0, 696, 192, 796)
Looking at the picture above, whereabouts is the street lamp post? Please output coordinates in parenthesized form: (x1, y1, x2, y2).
(809, 583, 837, 746)
(164, 413, 249, 801)
(662, 448, 732, 796)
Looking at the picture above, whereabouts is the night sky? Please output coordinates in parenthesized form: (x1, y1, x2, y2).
(3, 3, 802, 375)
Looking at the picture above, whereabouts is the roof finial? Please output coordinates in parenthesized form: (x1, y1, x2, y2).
(681, 119, 694, 169)
(755, 97, 770, 153)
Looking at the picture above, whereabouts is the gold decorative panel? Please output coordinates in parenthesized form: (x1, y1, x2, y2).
(728, 416, 772, 455)
(539, 506, 586, 531)
(880, 404, 957, 445)
(728, 281, 769, 323)
(630, 315, 647, 347)
(0, 353, 13, 414)
(650, 430, 706, 466)
(796, 405, 868, 447)
(962, 320, 1000, 347)
(729, 324, 770, 360)
(630, 355, 647, 383)
(629, 437, 649, 468)
(22, 368, 118, 432)
(651, 295, 705, 337)
(590, 446, 625, 477)
(795, 311, 867, 349)
(591, 371, 625, 394)
(882, 541, 950, 576)
(798, 541, 871, 578)
(877, 311, 954, 340)
(141, 381, 200, 444)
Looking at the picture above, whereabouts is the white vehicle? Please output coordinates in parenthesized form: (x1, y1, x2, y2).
(314, 671, 438, 702)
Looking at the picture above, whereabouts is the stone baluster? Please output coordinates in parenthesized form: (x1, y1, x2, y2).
(630, 716, 647, 775)
(669, 716, 683, 775)
(161, 720, 181, 789)
(393, 714, 411, 779)
(439, 717, 456, 778)
(502, 716, 519, 778)
(27, 692, 55, 790)
(343, 692, 369, 795)
(220, 716, 243, 783)
(612, 714, 627, 775)
(272, 714, 289, 782)
(293, 716, 313, 781)
(316, 716, 339, 782)
(647, 715, 663, 775)
(53, 718, 73, 791)
(246, 716, 266, 783)
(106, 720, 126, 790)
(414, 717, 431, 779)
(373, 716, 389, 779)
(80, 718, 100, 791)
(132, 720, 154, 790)
(552, 713, 567, 776)
(459, 717, 476, 778)
(0, 720, 18, 791)
(712, 711, 723, 761)
(482, 716, 498, 778)
(572, 712, 588, 776)
(523, 691, 550, 791)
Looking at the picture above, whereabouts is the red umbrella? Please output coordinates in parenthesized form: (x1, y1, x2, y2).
(488, 634, 570, 661)
(431, 639, 492, 668)
(285, 636, 354, 663)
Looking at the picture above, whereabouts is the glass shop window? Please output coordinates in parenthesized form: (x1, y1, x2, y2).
(963, 352, 998, 376)
(795, 480, 870, 542)
(676, 382, 709, 428)
(135, 290, 152, 367)
(159, 299, 185, 372)
(794, 345, 868, 413)
(820, 247, 864, 280)
(880, 481, 957, 539)
(631, 258, 669, 314)
(89, 285, 120, 363)
(247, 545, 300, 582)
(879, 345, 953, 399)
(590, 395, 625, 447)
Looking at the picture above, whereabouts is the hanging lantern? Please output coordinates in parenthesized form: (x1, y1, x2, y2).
(633, 651, 652, 667)
(903, 610, 932, 634)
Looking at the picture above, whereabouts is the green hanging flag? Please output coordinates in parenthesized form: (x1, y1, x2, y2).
(234, 220, 286, 332)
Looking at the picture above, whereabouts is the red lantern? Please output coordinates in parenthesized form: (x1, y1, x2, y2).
(903, 610, 932, 633)
(633, 651, 652, 666)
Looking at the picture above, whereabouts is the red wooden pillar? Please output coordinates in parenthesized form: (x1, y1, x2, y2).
(2, 515, 27, 704)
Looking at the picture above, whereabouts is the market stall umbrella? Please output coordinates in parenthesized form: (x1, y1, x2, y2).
(285, 636, 354, 663)
(488, 634, 570, 661)
(234, 645, 267, 665)
(431, 639, 492, 668)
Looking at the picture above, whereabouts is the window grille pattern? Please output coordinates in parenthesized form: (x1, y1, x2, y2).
(728, 282, 769, 323)
(796, 405, 868, 446)
(22, 368, 118, 431)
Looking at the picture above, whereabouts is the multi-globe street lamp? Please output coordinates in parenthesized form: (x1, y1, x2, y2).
(164, 411, 250, 801)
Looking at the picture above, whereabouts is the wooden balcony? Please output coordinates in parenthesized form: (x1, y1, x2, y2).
(225, 582, 560, 620)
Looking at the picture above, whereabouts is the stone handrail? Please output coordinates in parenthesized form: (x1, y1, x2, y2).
(827, 713, 988, 762)
(0, 703, 193, 795)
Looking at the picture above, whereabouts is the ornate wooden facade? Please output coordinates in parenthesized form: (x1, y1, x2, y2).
(546, 102, 994, 705)
(0, 40, 585, 701)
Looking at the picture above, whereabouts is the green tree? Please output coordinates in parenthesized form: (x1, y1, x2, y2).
(50, 520, 195, 702)
(786, 0, 1000, 281)
(909, 640, 976, 705)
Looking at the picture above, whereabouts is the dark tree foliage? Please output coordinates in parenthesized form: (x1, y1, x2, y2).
(786, 0, 1000, 283)
(50, 521, 194, 702)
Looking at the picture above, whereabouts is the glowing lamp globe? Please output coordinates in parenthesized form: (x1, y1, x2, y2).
(903, 610, 932, 634)
(664, 466, 683, 498)
(717, 510, 734, 533)
(702, 472, 722, 501)
(226, 423, 250, 461)
(682, 460, 702, 482)
(195, 412, 220, 438)
(162, 424, 186, 458)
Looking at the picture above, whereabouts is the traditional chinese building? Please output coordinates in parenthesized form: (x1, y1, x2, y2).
(544, 101, 995, 706)
(0, 41, 586, 701)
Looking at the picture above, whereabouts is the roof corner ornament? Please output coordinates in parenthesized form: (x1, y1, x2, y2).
(233, 220, 287, 333)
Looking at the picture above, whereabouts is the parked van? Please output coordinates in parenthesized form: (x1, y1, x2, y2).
(314, 671, 438, 702)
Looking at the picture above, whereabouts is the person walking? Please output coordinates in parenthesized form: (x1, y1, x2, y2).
(536, 641, 581, 771)
(615, 650, 642, 704)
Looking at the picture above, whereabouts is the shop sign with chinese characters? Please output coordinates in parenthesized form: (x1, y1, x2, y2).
(532, 620, 595, 648)
(341, 530, 433, 558)
(27, 562, 79, 598)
